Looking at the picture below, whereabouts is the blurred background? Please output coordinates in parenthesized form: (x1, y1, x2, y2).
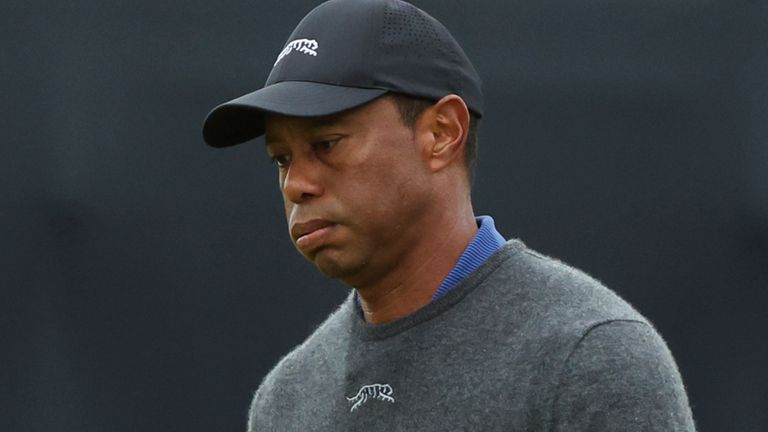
(2, 0, 766, 430)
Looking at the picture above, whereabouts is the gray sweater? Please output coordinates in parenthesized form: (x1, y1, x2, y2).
(248, 240, 696, 431)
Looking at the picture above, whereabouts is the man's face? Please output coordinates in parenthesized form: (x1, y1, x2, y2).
(264, 97, 433, 287)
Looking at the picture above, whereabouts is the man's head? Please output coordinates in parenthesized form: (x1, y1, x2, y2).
(202, 0, 484, 286)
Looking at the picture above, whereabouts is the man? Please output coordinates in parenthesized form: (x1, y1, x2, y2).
(202, 0, 697, 430)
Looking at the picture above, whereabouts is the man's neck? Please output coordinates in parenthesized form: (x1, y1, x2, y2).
(355, 209, 478, 325)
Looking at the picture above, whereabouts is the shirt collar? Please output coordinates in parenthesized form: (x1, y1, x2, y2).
(432, 215, 506, 301)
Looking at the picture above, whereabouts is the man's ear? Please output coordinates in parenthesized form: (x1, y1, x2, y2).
(417, 95, 470, 173)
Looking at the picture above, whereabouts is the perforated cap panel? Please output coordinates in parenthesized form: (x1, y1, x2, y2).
(382, 1, 447, 60)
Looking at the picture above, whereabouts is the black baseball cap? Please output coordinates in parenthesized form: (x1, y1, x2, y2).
(202, 0, 484, 148)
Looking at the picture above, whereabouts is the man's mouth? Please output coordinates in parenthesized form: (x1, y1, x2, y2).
(291, 219, 335, 251)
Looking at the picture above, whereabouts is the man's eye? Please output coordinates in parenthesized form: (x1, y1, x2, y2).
(314, 139, 339, 152)
(270, 154, 291, 167)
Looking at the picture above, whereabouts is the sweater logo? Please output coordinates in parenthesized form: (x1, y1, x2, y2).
(274, 38, 318, 66)
(346, 383, 395, 412)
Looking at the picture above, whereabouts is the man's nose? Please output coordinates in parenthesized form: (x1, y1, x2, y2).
(282, 157, 324, 203)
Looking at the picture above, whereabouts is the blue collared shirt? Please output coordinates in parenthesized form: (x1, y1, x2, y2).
(432, 215, 506, 300)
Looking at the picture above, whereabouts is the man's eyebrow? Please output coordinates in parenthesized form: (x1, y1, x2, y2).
(264, 134, 282, 145)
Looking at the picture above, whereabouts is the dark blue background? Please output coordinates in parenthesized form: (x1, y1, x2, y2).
(2, 0, 766, 430)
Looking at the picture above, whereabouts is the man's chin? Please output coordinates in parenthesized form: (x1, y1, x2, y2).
(311, 251, 364, 282)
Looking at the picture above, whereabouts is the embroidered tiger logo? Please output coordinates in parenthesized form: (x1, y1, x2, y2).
(274, 38, 319, 66)
(346, 383, 395, 412)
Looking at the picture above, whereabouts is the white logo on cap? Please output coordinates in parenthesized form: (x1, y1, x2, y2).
(274, 38, 319, 66)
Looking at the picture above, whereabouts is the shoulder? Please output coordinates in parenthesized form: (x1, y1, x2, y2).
(254, 294, 353, 385)
(552, 319, 696, 431)
(484, 241, 647, 332)
(247, 294, 355, 429)
(484, 242, 695, 430)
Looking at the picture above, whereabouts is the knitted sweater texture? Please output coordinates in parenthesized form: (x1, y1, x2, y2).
(248, 240, 696, 431)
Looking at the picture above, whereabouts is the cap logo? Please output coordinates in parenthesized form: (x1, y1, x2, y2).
(274, 38, 319, 66)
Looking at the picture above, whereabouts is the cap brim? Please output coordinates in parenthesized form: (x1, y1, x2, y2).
(202, 81, 388, 147)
